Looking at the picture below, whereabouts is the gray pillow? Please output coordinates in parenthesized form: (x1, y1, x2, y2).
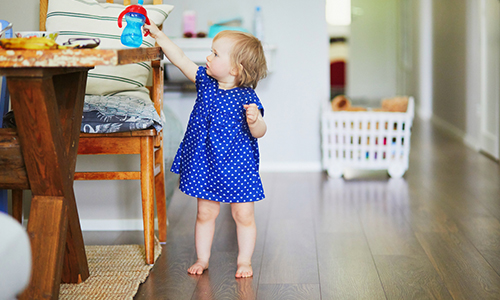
(81, 95, 163, 134)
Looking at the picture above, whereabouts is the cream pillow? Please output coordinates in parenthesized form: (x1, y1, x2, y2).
(46, 0, 174, 101)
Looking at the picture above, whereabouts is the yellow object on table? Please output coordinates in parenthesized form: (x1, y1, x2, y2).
(0, 37, 66, 50)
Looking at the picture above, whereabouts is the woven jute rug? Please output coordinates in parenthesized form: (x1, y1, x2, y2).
(59, 238, 161, 300)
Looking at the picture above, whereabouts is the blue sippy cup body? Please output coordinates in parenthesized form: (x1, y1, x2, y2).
(121, 12, 146, 47)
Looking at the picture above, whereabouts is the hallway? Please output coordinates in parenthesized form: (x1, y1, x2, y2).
(84, 117, 500, 299)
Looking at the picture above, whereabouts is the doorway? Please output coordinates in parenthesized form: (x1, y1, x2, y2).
(327, 0, 413, 101)
(326, 0, 350, 99)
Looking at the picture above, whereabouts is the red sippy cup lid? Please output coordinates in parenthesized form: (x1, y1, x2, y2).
(118, 5, 151, 36)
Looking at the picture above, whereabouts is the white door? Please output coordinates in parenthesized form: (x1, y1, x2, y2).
(480, 0, 500, 159)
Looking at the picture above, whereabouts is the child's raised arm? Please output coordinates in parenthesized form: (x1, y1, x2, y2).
(144, 23, 198, 83)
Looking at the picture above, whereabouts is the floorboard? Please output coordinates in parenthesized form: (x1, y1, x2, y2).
(80, 117, 500, 299)
(257, 284, 321, 300)
(416, 231, 500, 299)
(374, 255, 452, 299)
(316, 232, 386, 300)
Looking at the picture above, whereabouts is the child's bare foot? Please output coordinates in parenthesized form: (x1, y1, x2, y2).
(235, 262, 253, 278)
(188, 260, 209, 275)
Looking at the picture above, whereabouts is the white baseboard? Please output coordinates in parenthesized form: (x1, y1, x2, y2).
(430, 114, 466, 140)
(259, 161, 322, 172)
(430, 114, 480, 151)
(464, 134, 481, 151)
(417, 107, 432, 120)
(79, 162, 323, 231)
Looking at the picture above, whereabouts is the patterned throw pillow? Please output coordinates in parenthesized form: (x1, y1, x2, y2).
(46, 0, 174, 101)
(1, 96, 163, 134)
(82, 95, 163, 133)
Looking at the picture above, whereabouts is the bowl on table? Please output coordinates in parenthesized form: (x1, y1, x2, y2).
(15, 31, 59, 41)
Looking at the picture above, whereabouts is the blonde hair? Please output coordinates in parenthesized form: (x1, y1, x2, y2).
(213, 30, 267, 89)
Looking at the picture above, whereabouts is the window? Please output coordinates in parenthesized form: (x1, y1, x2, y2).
(326, 0, 351, 26)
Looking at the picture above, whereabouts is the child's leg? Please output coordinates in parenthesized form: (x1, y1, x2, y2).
(231, 202, 256, 278)
(188, 198, 220, 275)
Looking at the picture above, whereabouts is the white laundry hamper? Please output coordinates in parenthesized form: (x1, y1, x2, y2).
(321, 97, 414, 178)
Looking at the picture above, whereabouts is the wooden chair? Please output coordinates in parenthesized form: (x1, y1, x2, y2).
(9, 0, 167, 265)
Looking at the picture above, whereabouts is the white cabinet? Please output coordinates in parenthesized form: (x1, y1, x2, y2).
(162, 38, 276, 72)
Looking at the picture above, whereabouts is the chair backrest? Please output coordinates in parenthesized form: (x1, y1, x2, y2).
(39, 0, 164, 118)
(40, 0, 164, 31)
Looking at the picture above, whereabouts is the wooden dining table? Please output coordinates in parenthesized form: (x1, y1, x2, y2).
(0, 46, 162, 300)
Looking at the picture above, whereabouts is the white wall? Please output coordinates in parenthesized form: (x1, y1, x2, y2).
(0, 0, 38, 31)
(477, 0, 500, 159)
(414, 0, 432, 119)
(431, 0, 467, 133)
(347, 0, 398, 99)
(426, 0, 489, 152)
(253, 0, 330, 171)
(464, 0, 482, 147)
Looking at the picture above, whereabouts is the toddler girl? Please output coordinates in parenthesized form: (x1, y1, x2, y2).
(144, 23, 267, 278)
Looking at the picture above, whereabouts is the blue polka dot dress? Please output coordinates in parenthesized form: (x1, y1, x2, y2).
(170, 66, 265, 203)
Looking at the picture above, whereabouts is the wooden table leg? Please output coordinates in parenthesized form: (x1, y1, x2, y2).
(23, 196, 68, 298)
(52, 70, 90, 284)
(6, 68, 89, 299)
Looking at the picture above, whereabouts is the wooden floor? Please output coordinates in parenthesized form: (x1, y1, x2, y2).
(84, 118, 500, 300)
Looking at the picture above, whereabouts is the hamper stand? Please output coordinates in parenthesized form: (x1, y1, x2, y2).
(321, 97, 414, 178)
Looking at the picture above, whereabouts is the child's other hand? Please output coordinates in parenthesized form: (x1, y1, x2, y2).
(144, 22, 161, 39)
(244, 104, 260, 125)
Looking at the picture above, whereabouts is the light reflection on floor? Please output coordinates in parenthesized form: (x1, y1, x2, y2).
(318, 172, 411, 233)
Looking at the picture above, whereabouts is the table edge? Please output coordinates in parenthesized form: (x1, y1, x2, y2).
(0, 47, 163, 68)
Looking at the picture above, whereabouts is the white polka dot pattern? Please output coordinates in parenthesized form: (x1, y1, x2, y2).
(170, 66, 265, 203)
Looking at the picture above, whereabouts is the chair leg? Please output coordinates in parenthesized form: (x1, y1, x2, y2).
(155, 145, 167, 244)
(140, 137, 155, 265)
(12, 189, 23, 223)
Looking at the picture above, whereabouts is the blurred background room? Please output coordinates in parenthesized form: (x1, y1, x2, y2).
(1, 0, 498, 232)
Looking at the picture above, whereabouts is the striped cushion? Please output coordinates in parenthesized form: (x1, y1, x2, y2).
(46, 0, 173, 101)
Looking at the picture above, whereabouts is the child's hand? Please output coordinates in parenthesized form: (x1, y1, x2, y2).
(244, 104, 260, 125)
(142, 23, 198, 83)
(143, 22, 161, 39)
(243, 103, 266, 138)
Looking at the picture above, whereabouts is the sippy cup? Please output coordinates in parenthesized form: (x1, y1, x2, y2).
(118, 0, 151, 48)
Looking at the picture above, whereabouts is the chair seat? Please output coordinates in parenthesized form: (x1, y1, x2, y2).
(80, 128, 159, 138)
